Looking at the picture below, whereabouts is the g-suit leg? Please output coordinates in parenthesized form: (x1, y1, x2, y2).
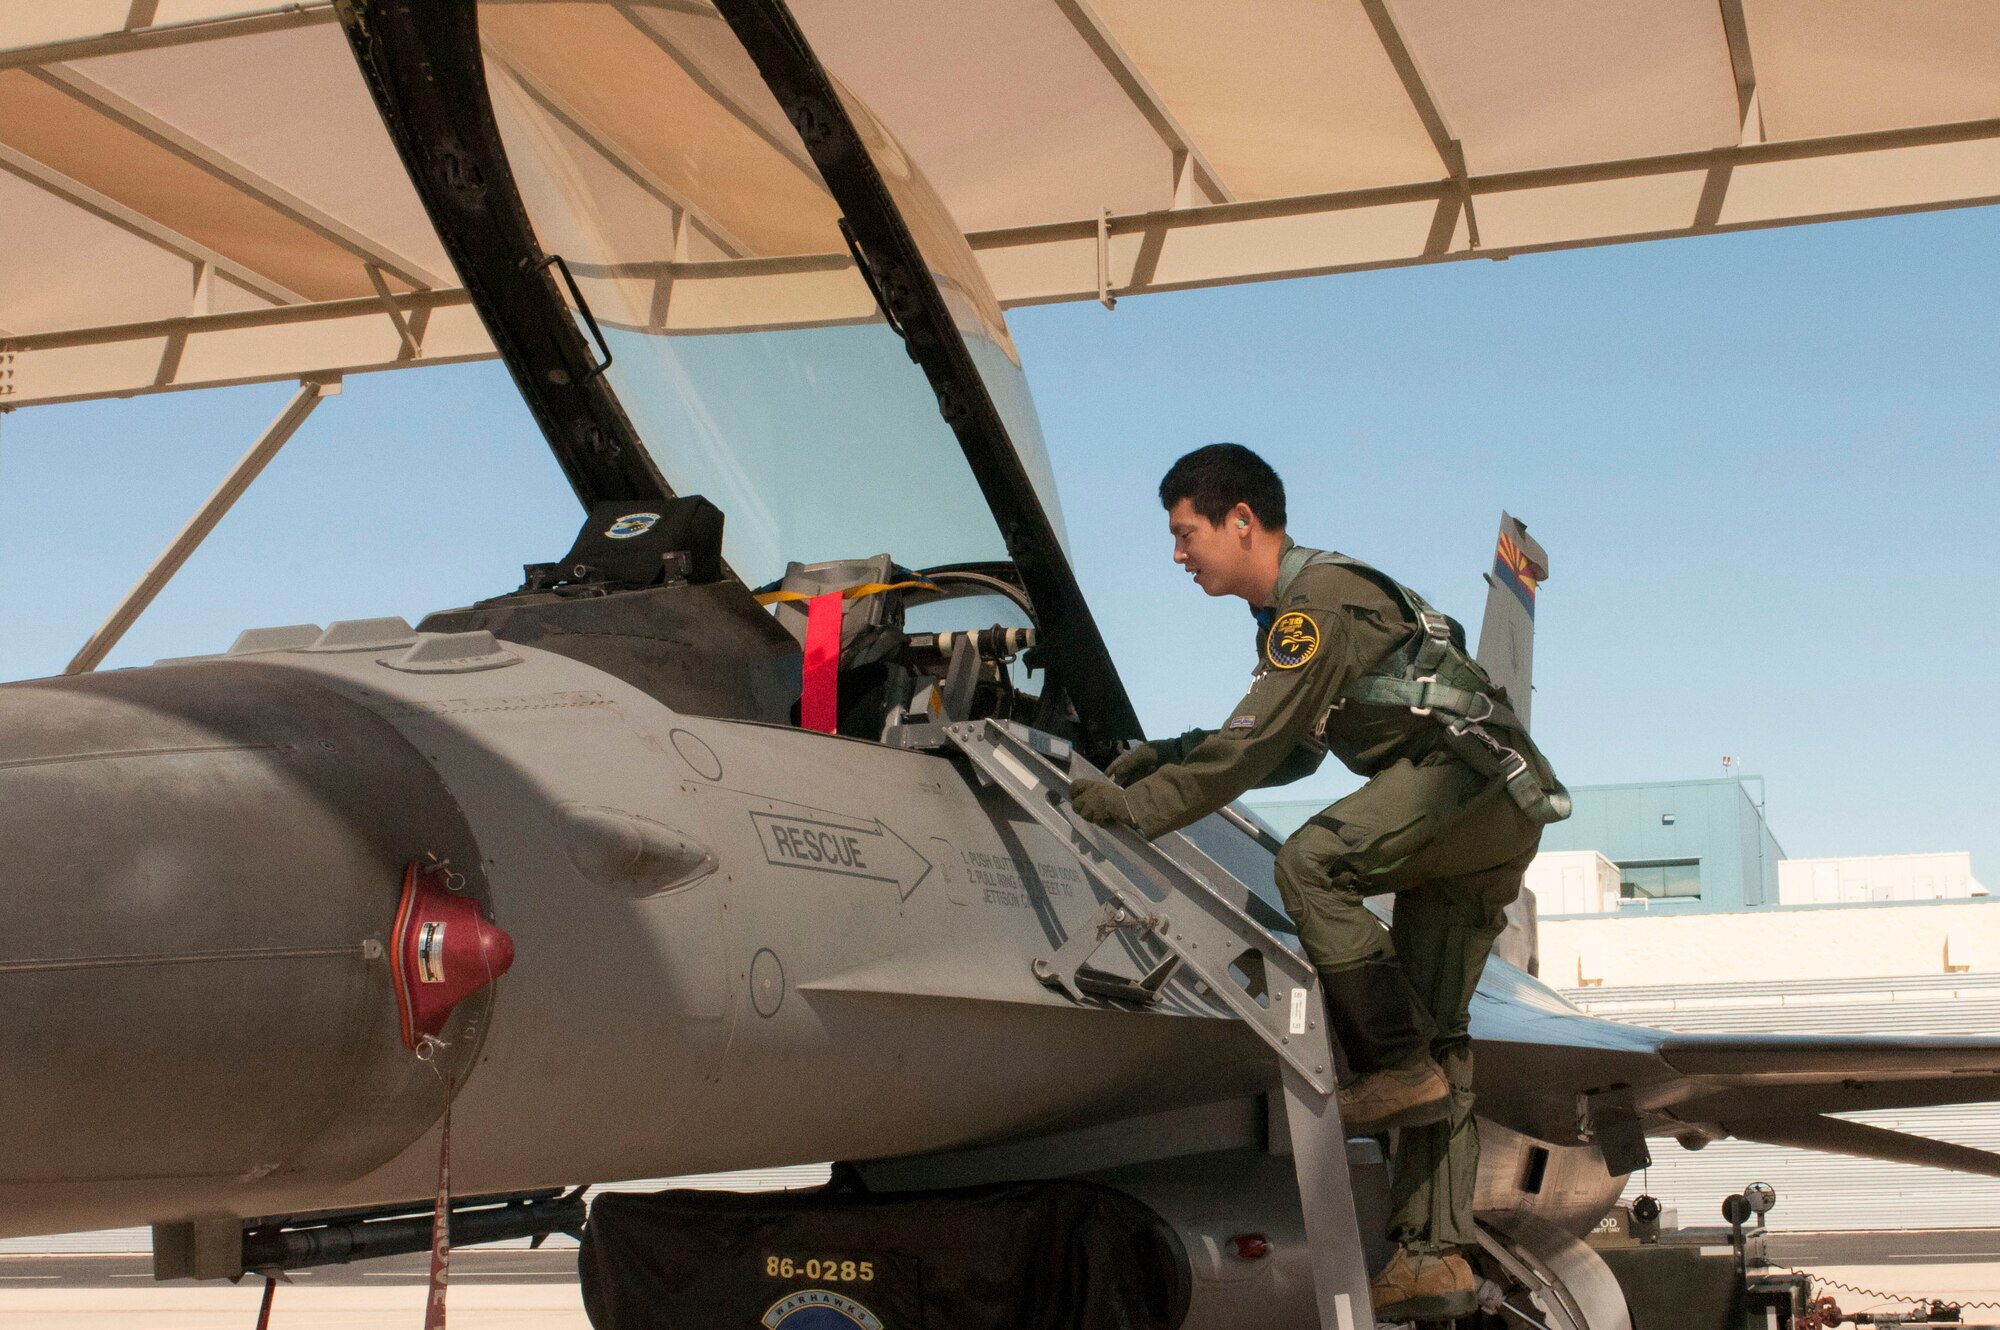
(1383, 793, 1540, 1252)
(1271, 758, 1541, 1250)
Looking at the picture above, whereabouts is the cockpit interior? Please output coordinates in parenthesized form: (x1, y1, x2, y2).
(419, 495, 1061, 750)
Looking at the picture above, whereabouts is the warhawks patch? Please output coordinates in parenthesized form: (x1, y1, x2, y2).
(762, 1289, 884, 1329)
(1265, 611, 1321, 669)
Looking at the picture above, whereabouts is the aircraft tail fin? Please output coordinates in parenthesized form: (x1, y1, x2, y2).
(1475, 512, 1548, 728)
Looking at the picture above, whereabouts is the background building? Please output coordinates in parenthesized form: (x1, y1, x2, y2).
(1534, 777, 1786, 911)
(1780, 852, 1987, 905)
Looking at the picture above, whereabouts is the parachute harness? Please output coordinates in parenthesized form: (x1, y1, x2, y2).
(1285, 545, 1571, 825)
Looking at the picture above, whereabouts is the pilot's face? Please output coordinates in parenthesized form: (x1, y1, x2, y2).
(1167, 498, 1252, 600)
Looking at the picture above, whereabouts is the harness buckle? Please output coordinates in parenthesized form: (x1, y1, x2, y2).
(1446, 714, 1505, 756)
(1418, 610, 1453, 642)
(1410, 674, 1440, 717)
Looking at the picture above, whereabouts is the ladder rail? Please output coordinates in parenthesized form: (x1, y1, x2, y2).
(951, 721, 1330, 1088)
(944, 719, 1377, 1330)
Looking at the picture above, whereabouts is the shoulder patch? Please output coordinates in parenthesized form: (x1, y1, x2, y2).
(1265, 611, 1321, 669)
(1226, 714, 1257, 730)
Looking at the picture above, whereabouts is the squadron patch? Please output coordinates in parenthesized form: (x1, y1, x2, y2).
(1265, 610, 1321, 669)
(1227, 714, 1257, 730)
(762, 1289, 884, 1329)
(605, 511, 662, 539)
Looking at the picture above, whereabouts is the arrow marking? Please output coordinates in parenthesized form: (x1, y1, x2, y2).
(749, 809, 933, 900)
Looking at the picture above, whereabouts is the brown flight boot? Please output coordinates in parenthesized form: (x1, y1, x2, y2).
(1320, 960, 1449, 1133)
(1337, 1056, 1451, 1134)
(1369, 1247, 1479, 1323)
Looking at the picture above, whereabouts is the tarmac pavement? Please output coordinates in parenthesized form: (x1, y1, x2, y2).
(5, 1231, 1999, 1327)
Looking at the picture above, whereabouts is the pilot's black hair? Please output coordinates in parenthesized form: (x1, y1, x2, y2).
(1159, 443, 1286, 531)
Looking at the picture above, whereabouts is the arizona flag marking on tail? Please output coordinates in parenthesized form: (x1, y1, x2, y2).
(1493, 529, 1545, 617)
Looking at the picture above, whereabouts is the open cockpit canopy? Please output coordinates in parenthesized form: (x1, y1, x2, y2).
(471, 1, 1069, 589)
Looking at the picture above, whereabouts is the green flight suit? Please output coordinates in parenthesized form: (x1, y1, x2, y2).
(1118, 540, 1551, 1255)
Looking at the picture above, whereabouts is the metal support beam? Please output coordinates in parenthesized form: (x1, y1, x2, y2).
(363, 262, 423, 359)
(65, 378, 335, 674)
(1717, 0, 1761, 141)
(1358, 0, 1457, 165)
(1440, 136, 1481, 251)
(0, 288, 485, 406)
(6, 103, 2000, 405)
(1359, 0, 1477, 254)
(0, 144, 306, 306)
(973, 112, 2000, 304)
(0, 3, 337, 71)
(1052, 0, 1233, 205)
(1095, 208, 1115, 309)
(1696, 0, 1763, 229)
(611, 3, 830, 190)
(30, 64, 444, 291)
(486, 50, 754, 259)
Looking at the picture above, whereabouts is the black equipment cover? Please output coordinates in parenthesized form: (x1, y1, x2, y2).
(578, 1181, 1189, 1330)
(553, 499, 726, 588)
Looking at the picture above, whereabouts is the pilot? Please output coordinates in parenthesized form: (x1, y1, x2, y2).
(1067, 443, 1566, 1323)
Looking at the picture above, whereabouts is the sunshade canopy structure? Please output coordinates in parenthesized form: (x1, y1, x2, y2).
(2, 0, 1998, 408)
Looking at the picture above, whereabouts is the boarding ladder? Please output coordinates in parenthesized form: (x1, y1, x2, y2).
(943, 718, 1377, 1330)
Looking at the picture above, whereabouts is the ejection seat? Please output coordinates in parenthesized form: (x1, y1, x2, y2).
(760, 554, 921, 739)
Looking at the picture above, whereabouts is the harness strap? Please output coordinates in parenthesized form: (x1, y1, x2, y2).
(1342, 674, 1495, 723)
(1408, 606, 1457, 678)
(1434, 715, 1573, 825)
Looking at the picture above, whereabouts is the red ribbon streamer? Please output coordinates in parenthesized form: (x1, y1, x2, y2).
(801, 591, 844, 734)
(423, 1090, 452, 1330)
(254, 1275, 276, 1330)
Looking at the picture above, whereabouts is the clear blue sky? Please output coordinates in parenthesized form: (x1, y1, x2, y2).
(3, 206, 1993, 879)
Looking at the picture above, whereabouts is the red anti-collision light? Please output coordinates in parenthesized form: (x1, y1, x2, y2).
(390, 859, 514, 1051)
(1231, 1234, 1273, 1261)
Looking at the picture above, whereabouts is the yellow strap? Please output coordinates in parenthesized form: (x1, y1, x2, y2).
(754, 579, 940, 606)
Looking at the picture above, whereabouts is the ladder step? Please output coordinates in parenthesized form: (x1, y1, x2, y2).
(1073, 957, 1177, 1004)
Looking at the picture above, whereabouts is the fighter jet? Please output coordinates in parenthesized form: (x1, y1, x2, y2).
(5, 4, 2000, 1328)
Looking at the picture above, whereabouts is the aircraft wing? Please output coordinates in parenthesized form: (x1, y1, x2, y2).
(1469, 965, 2000, 1176)
(7, 2, 2000, 406)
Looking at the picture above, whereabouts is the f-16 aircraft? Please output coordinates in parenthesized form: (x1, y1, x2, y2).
(5, 3, 2000, 1328)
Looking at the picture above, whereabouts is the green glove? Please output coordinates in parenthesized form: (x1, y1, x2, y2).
(1103, 729, 1205, 786)
(1104, 740, 1167, 786)
(1068, 778, 1136, 829)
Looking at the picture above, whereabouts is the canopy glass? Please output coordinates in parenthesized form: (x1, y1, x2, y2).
(475, 0, 1066, 591)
